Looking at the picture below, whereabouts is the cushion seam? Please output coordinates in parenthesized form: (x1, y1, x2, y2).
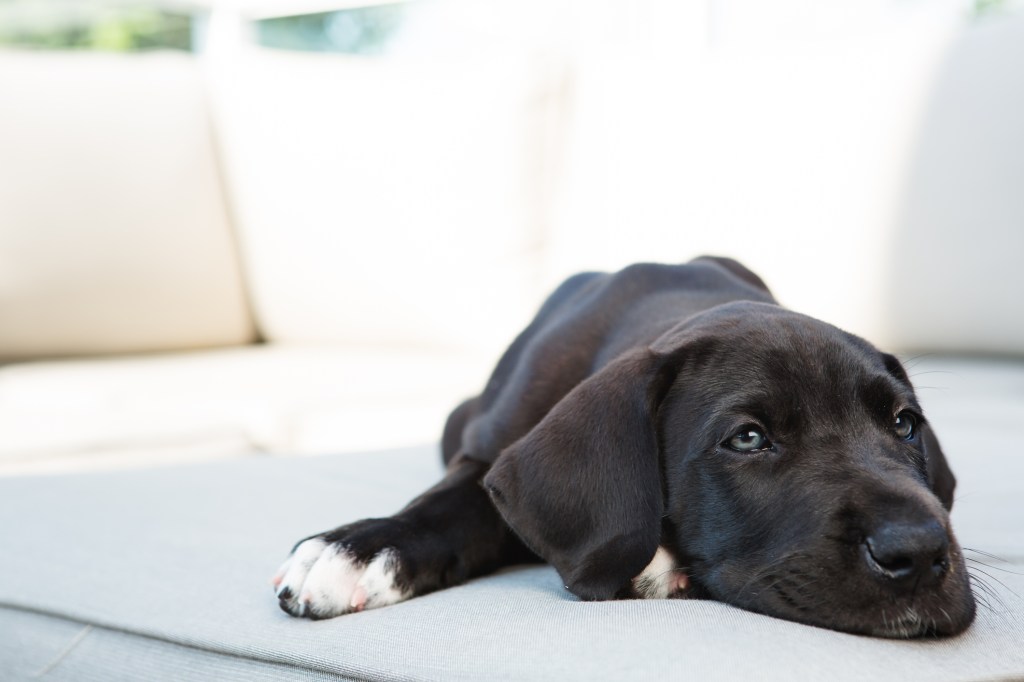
(0, 602, 378, 682)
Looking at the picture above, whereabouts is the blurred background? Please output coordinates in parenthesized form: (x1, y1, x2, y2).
(1, 0, 1022, 474)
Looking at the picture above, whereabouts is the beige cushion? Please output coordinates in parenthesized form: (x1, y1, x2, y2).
(881, 15, 1024, 354)
(0, 51, 255, 359)
(544, 15, 1024, 355)
(208, 47, 566, 355)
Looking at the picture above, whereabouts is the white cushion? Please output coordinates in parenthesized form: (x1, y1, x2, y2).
(0, 344, 492, 475)
(208, 47, 565, 355)
(544, 15, 1024, 354)
(880, 15, 1024, 354)
(0, 51, 255, 359)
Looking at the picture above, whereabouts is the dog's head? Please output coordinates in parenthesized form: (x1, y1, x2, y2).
(484, 301, 975, 637)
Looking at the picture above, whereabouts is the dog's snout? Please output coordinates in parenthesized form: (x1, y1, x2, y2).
(863, 520, 950, 587)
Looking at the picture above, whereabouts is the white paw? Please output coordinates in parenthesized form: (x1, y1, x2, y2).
(632, 546, 689, 599)
(273, 539, 410, 619)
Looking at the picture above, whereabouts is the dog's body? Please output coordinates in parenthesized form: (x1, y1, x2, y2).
(274, 258, 975, 637)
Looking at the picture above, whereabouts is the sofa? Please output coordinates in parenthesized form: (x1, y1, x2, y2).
(1, 8, 1023, 680)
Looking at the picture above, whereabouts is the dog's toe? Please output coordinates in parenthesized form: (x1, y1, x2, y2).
(352, 549, 407, 611)
(275, 538, 326, 616)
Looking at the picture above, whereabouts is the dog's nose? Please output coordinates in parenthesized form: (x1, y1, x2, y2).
(864, 520, 950, 587)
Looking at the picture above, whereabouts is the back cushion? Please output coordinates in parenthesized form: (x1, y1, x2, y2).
(0, 52, 255, 359)
(209, 47, 564, 355)
(541, 15, 1024, 355)
(880, 15, 1024, 354)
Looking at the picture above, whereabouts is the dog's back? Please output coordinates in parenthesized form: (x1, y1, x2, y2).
(447, 258, 775, 465)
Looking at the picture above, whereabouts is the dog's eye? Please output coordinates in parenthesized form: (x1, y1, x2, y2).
(894, 411, 916, 440)
(726, 427, 771, 453)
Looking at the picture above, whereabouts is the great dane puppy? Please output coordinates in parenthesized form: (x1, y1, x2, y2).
(273, 257, 975, 637)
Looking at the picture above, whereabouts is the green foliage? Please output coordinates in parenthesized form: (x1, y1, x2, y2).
(0, 8, 192, 51)
(974, 0, 1018, 18)
(257, 4, 408, 55)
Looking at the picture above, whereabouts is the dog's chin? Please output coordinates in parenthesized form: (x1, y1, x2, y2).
(732, 592, 977, 639)
(802, 594, 977, 639)
(827, 595, 976, 639)
(699, 561, 977, 639)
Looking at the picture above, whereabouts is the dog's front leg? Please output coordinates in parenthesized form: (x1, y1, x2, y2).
(273, 455, 534, 619)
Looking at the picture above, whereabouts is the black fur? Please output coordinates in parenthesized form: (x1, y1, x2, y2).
(281, 257, 974, 637)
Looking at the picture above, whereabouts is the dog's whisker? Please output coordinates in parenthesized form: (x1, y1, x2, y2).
(969, 589, 995, 615)
(900, 352, 936, 367)
(906, 369, 956, 378)
(966, 571, 1024, 629)
(974, 581, 1011, 612)
(965, 557, 1024, 577)
(968, 572, 1001, 602)
(967, 571, 1011, 614)
(963, 546, 1012, 563)
(950, 491, 985, 503)
(966, 566, 1023, 601)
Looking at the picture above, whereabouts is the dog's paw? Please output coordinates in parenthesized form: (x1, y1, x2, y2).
(272, 536, 410, 619)
(632, 546, 689, 599)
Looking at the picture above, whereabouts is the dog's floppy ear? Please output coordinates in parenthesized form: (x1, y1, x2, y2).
(922, 426, 956, 510)
(483, 329, 693, 601)
(882, 353, 957, 510)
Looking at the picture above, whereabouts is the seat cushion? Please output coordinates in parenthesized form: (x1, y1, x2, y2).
(0, 344, 493, 475)
(1, 356, 1022, 680)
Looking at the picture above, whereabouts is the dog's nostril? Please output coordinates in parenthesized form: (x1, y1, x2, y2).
(864, 520, 950, 586)
(867, 547, 915, 577)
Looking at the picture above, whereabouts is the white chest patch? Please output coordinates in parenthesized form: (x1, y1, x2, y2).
(631, 546, 689, 599)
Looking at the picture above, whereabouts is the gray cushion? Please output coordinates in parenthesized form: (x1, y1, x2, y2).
(2, 356, 1023, 681)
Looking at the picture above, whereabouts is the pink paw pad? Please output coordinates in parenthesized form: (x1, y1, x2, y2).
(349, 586, 368, 612)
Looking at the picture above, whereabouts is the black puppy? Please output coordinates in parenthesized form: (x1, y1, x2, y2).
(273, 258, 975, 637)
